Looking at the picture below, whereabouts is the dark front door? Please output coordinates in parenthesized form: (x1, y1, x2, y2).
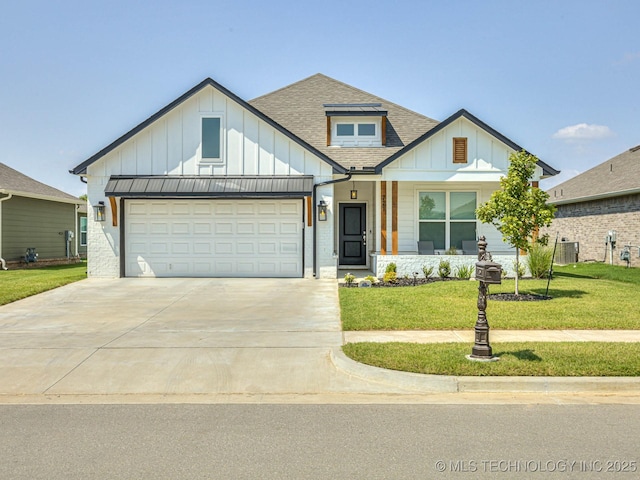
(339, 203, 366, 266)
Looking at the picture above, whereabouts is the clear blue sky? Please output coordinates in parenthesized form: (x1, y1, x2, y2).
(1, 0, 638, 197)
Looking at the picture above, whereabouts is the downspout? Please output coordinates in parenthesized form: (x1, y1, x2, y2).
(312, 172, 353, 278)
(0, 193, 13, 270)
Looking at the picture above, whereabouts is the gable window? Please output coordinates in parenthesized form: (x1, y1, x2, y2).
(201, 116, 223, 162)
(453, 137, 467, 164)
(418, 191, 476, 250)
(80, 216, 87, 246)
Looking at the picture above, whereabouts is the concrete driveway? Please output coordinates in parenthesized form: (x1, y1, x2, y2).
(0, 278, 407, 397)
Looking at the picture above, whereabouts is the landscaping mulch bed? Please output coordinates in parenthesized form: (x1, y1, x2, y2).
(341, 277, 467, 288)
(342, 277, 554, 301)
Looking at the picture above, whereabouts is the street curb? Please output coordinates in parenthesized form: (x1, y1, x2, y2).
(330, 348, 640, 394)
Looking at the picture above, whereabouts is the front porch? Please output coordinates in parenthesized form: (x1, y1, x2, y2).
(329, 179, 522, 280)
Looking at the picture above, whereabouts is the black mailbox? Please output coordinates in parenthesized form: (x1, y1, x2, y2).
(475, 260, 502, 284)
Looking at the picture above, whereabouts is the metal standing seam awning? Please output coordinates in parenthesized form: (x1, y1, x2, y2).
(104, 175, 314, 198)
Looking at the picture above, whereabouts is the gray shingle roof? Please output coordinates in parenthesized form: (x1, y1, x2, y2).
(0, 162, 81, 203)
(249, 73, 440, 170)
(547, 145, 640, 204)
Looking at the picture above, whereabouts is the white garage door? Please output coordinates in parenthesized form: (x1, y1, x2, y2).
(125, 199, 303, 277)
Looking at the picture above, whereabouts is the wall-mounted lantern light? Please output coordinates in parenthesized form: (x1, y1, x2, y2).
(94, 201, 106, 222)
(317, 200, 328, 221)
(350, 181, 358, 200)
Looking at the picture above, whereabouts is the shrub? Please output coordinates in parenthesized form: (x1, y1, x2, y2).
(527, 243, 554, 279)
(383, 271, 398, 283)
(422, 265, 434, 278)
(344, 272, 356, 286)
(455, 264, 475, 280)
(438, 259, 451, 279)
(445, 246, 458, 255)
(512, 260, 526, 279)
(385, 263, 397, 273)
(364, 275, 377, 284)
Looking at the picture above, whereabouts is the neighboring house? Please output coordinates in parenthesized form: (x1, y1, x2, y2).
(543, 145, 640, 266)
(71, 74, 558, 279)
(0, 163, 84, 265)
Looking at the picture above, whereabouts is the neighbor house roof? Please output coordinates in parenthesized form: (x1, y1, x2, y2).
(0, 163, 82, 204)
(249, 73, 440, 170)
(548, 145, 640, 205)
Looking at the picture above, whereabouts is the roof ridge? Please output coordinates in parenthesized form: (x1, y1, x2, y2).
(315, 74, 438, 124)
(251, 73, 438, 124)
(249, 73, 327, 103)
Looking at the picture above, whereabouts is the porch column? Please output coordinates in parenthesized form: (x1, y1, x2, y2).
(392, 181, 398, 255)
(380, 181, 387, 254)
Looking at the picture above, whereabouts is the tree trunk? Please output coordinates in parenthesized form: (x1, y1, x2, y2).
(515, 249, 520, 295)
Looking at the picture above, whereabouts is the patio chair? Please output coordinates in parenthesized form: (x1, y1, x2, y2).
(417, 241, 435, 255)
(462, 240, 478, 256)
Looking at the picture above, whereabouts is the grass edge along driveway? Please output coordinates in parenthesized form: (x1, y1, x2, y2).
(0, 262, 87, 305)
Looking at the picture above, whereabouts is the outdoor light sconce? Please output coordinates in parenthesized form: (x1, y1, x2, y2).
(317, 200, 328, 221)
(350, 182, 358, 199)
(94, 201, 106, 222)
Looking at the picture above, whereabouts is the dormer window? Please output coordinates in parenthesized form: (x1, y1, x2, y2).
(324, 103, 387, 147)
(333, 121, 380, 146)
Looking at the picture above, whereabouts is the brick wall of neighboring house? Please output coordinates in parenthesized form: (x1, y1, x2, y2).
(542, 193, 640, 267)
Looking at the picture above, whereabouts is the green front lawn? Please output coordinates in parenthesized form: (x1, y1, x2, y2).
(0, 262, 87, 305)
(343, 342, 640, 376)
(340, 264, 640, 330)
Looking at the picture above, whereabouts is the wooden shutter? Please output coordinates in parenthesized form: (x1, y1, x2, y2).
(453, 137, 467, 164)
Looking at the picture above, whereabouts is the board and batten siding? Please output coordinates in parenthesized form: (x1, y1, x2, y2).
(86, 85, 332, 180)
(2, 196, 76, 261)
(382, 117, 544, 183)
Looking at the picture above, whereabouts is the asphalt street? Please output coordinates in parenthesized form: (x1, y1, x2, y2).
(2, 404, 639, 479)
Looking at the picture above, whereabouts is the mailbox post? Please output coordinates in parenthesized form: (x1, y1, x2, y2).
(469, 236, 502, 361)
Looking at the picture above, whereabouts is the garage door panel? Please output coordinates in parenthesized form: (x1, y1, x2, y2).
(150, 203, 170, 215)
(236, 242, 255, 255)
(194, 223, 212, 234)
(214, 242, 233, 255)
(237, 203, 257, 215)
(126, 199, 302, 277)
(214, 203, 234, 215)
(279, 202, 299, 215)
(258, 203, 277, 215)
(237, 222, 254, 234)
(215, 222, 234, 235)
(259, 242, 277, 254)
(280, 222, 299, 235)
(193, 204, 213, 215)
(258, 222, 277, 235)
(171, 203, 190, 215)
(150, 243, 168, 254)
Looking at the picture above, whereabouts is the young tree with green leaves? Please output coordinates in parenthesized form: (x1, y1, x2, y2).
(476, 150, 556, 295)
